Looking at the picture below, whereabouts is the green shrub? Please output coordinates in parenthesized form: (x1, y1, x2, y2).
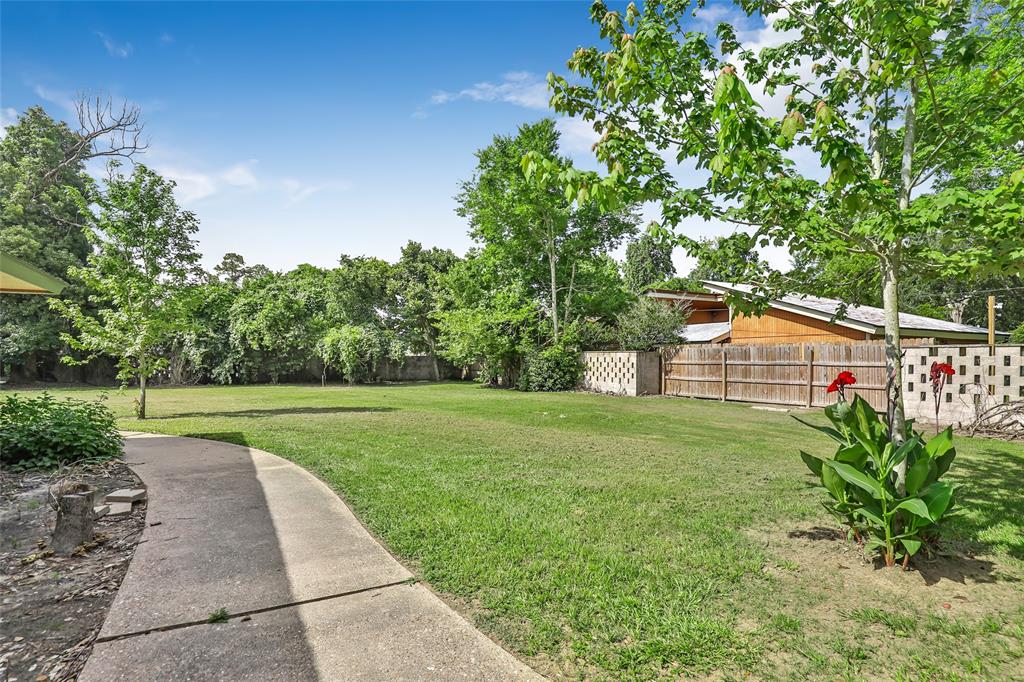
(1011, 322, 1024, 344)
(518, 344, 582, 392)
(614, 296, 690, 351)
(797, 393, 958, 568)
(0, 393, 123, 470)
(317, 324, 403, 384)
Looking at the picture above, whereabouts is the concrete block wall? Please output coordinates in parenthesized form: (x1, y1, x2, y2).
(902, 345, 1024, 426)
(581, 351, 661, 396)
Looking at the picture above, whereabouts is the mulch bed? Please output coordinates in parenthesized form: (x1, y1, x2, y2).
(1, 460, 146, 681)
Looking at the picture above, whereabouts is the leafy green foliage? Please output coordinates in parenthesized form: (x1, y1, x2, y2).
(434, 253, 539, 386)
(517, 342, 582, 392)
(317, 325, 402, 384)
(1011, 322, 1024, 344)
(49, 163, 201, 418)
(544, 0, 1024, 445)
(614, 297, 690, 351)
(228, 265, 329, 383)
(622, 231, 675, 294)
(0, 107, 91, 379)
(389, 241, 459, 379)
(0, 393, 122, 469)
(458, 119, 637, 344)
(797, 396, 959, 567)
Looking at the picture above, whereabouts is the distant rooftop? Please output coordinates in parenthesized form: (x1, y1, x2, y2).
(701, 281, 1006, 337)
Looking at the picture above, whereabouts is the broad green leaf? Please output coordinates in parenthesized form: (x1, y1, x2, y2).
(821, 463, 847, 501)
(792, 415, 846, 444)
(885, 436, 922, 475)
(925, 426, 954, 459)
(894, 497, 932, 520)
(835, 443, 868, 467)
(921, 482, 955, 521)
(935, 447, 957, 478)
(825, 460, 883, 499)
(799, 450, 824, 477)
(853, 505, 884, 527)
(905, 455, 932, 496)
(900, 537, 923, 556)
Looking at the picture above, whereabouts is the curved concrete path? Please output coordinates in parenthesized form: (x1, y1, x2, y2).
(81, 433, 541, 681)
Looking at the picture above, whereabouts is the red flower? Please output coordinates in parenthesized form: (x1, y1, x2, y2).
(827, 371, 857, 393)
(930, 362, 955, 380)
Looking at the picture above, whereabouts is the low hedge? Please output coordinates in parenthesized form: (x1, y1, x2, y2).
(0, 393, 123, 470)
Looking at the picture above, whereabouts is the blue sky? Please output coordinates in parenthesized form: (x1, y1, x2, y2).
(2, 1, 785, 272)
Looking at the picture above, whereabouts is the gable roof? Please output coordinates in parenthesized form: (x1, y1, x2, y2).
(702, 281, 1006, 340)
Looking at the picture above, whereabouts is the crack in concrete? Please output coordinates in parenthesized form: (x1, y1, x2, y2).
(95, 578, 415, 644)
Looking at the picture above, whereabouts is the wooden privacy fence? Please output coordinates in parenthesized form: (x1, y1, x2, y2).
(661, 342, 891, 410)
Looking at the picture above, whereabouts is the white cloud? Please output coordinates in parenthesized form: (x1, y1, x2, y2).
(430, 71, 550, 110)
(554, 116, 601, 154)
(221, 160, 259, 187)
(151, 156, 348, 205)
(280, 178, 352, 203)
(0, 107, 18, 140)
(159, 32, 175, 45)
(159, 166, 220, 202)
(32, 84, 77, 115)
(96, 32, 133, 58)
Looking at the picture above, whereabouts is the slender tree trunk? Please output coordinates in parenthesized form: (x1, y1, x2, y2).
(546, 216, 559, 342)
(887, 78, 918, 490)
(563, 262, 577, 329)
(137, 372, 147, 420)
(427, 335, 441, 382)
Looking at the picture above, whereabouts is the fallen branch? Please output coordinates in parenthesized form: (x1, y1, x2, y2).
(966, 400, 1024, 440)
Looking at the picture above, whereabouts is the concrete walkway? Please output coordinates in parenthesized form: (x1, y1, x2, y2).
(81, 433, 541, 681)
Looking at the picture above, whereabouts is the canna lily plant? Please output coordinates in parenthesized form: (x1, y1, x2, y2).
(797, 372, 958, 568)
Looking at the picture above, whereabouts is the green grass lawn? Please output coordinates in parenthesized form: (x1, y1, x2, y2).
(16, 382, 1024, 679)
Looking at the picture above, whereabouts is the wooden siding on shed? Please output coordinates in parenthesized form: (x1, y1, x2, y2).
(730, 308, 869, 345)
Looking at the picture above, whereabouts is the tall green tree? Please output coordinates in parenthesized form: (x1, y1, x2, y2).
(51, 164, 200, 418)
(0, 107, 91, 379)
(1, 100, 147, 380)
(622, 231, 675, 293)
(390, 241, 459, 380)
(540, 0, 1024, 470)
(459, 119, 638, 342)
(433, 250, 539, 386)
(230, 265, 329, 384)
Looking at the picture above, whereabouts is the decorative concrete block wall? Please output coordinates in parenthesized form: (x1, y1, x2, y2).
(581, 351, 661, 396)
(902, 345, 1024, 425)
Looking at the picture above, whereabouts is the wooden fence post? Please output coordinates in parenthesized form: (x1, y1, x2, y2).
(720, 348, 728, 402)
(805, 344, 814, 407)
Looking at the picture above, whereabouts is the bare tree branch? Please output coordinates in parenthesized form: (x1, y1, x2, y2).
(39, 92, 149, 189)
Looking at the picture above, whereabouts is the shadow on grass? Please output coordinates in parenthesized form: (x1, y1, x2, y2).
(150, 406, 397, 420)
(948, 447, 1024, 562)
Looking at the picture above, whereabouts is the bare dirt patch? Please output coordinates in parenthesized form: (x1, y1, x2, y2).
(757, 524, 1021, 618)
(740, 523, 1024, 679)
(1, 461, 145, 681)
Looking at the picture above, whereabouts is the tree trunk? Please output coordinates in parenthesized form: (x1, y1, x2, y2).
(427, 336, 441, 382)
(882, 257, 908, 482)
(547, 219, 559, 342)
(137, 373, 147, 420)
(52, 490, 95, 554)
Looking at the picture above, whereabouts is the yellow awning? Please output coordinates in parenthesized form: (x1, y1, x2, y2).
(0, 251, 68, 295)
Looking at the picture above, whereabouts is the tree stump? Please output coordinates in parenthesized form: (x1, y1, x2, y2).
(52, 490, 96, 554)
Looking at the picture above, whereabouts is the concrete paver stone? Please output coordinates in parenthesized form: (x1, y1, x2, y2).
(104, 488, 146, 503)
(105, 502, 133, 518)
